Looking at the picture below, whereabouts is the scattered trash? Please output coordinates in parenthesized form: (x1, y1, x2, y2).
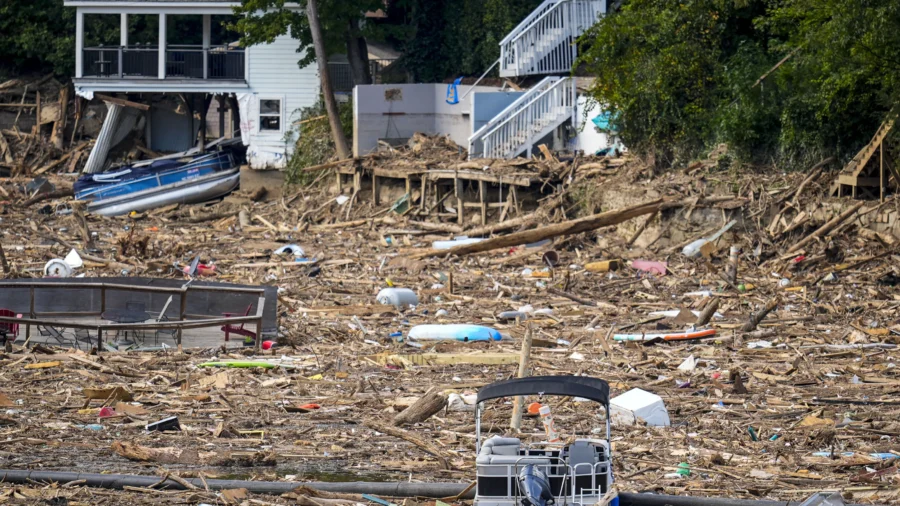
(407, 324, 502, 342)
(585, 259, 620, 273)
(610, 388, 671, 427)
(682, 219, 737, 257)
(146, 416, 181, 432)
(631, 259, 667, 275)
(43, 258, 73, 278)
(274, 244, 305, 257)
(376, 287, 418, 308)
(613, 328, 715, 342)
(538, 405, 562, 442)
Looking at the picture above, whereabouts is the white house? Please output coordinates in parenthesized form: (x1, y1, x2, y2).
(65, 0, 320, 170)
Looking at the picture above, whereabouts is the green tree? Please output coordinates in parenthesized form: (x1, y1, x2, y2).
(232, 0, 384, 85)
(0, 0, 75, 77)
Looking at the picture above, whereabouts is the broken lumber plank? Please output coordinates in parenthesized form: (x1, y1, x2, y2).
(363, 419, 451, 469)
(741, 297, 779, 332)
(787, 201, 864, 253)
(0, 131, 12, 164)
(94, 93, 150, 111)
(414, 199, 669, 258)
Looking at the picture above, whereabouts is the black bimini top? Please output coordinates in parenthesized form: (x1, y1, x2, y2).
(477, 375, 610, 406)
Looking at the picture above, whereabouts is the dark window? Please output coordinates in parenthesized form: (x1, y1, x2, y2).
(259, 99, 281, 131)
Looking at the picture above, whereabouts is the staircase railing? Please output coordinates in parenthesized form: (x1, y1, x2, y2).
(469, 76, 576, 159)
(500, 0, 604, 77)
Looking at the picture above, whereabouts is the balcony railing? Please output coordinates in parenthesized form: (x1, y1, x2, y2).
(328, 58, 399, 93)
(81, 45, 245, 80)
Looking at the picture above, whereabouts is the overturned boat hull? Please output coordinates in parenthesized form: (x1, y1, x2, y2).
(86, 168, 240, 217)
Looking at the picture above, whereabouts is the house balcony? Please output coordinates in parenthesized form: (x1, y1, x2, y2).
(82, 45, 245, 81)
(71, 9, 249, 95)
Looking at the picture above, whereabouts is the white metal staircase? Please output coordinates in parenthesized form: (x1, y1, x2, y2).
(499, 0, 605, 78)
(469, 76, 577, 159)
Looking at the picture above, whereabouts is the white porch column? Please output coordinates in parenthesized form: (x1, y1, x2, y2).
(119, 13, 127, 78)
(158, 13, 167, 79)
(75, 10, 84, 78)
(202, 14, 211, 80)
(120, 13, 128, 46)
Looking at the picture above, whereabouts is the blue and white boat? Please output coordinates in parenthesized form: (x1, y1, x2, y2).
(74, 142, 242, 216)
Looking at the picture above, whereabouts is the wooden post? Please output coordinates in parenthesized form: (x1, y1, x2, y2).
(510, 324, 534, 431)
(372, 174, 379, 205)
(34, 91, 41, 137)
(217, 94, 226, 138)
(881, 142, 885, 203)
(420, 177, 427, 211)
(455, 176, 464, 224)
(97, 326, 103, 351)
(479, 180, 487, 225)
(100, 286, 107, 313)
(448, 271, 454, 295)
(51, 86, 70, 150)
(336, 172, 343, 193)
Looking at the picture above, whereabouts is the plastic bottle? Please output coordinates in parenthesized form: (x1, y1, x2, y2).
(682, 220, 737, 258)
(376, 288, 418, 308)
(538, 405, 561, 442)
(497, 311, 529, 321)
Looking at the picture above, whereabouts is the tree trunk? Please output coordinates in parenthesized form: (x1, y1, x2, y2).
(307, 0, 351, 159)
(345, 20, 372, 86)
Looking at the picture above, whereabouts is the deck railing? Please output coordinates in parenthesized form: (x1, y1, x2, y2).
(0, 281, 265, 351)
(81, 45, 245, 80)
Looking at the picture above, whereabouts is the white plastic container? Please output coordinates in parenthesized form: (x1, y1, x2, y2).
(376, 288, 418, 308)
(610, 388, 670, 427)
(538, 405, 561, 442)
(407, 324, 501, 342)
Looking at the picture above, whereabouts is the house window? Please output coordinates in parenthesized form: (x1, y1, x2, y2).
(259, 98, 282, 132)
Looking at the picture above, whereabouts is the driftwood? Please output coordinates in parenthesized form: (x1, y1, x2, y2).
(415, 199, 670, 258)
(509, 324, 533, 431)
(696, 298, 720, 326)
(363, 419, 451, 469)
(392, 387, 446, 426)
(741, 298, 779, 332)
(547, 287, 595, 306)
(626, 211, 657, 247)
(725, 246, 740, 285)
(0, 242, 8, 274)
(787, 201, 864, 254)
(464, 212, 541, 238)
(20, 188, 74, 207)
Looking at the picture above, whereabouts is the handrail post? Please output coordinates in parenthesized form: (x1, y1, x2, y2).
(24, 287, 33, 342)
(118, 47, 124, 79)
(255, 317, 262, 351)
(97, 326, 103, 352)
(100, 286, 106, 314)
(178, 289, 187, 345)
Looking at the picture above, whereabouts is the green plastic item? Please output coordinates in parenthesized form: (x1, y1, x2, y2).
(198, 361, 281, 369)
(676, 462, 690, 476)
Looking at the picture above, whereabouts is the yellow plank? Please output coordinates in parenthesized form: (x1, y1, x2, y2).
(24, 361, 61, 369)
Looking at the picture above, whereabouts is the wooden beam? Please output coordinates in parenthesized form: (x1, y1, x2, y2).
(415, 198, 670, 258)
(94, 93, 150, 111)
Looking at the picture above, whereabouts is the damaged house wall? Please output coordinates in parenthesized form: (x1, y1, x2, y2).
(238, 36, 321, 170)
(353, 83, 506, 157)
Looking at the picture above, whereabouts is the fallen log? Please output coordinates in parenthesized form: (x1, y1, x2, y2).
(413, 199, 669, 258)
(392, 388, 446, 426)
(696, 298, 720, 326)
(741, 298, 779, 332)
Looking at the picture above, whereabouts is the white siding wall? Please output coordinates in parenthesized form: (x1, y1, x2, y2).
(245, 35, 320, 169)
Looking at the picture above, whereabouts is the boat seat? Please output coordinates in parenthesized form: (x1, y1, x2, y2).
(477, 436, 551, 470)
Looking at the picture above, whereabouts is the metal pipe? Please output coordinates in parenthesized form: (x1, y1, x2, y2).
(0, 470, 882, 506)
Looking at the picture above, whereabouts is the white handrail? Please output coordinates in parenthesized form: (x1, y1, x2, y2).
(500, 0, 604, 77)
(499, 0, 564, 45)
(469, 76, 561, 143)
(471, 77, 575, 159)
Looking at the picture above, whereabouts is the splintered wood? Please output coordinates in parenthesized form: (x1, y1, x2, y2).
(1, 140, 900, 505)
